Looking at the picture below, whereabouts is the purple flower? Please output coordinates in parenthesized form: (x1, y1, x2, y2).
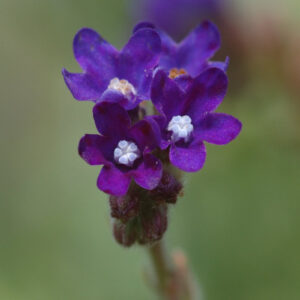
(151, 68, 242, 172)
(133, 20, 228, 82)
(133, 0, 223, 40)
(78, 102, 162, 196)
(62, 27, 161, 110)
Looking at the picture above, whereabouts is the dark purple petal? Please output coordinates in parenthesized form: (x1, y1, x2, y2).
(169, 141, 206, 172)
(133, 22, 176, 70)
(147, 115, 170, 150)
(194, 113, 242, 145)
(73, 28, 117, 79)
(174, 74, 193, 92)
(62, 69, 102, 101)
(176, 21, 221, 76)
(182, 68, 228, 123)
(151, 70, 185, 120)
(133, 22, 156, 33)
(93, 102, 130, 137)
(98, 89, 142, 110)
(119, 29, 161, 96)
(129, 118, 161, 152)
(132, 154, 162, 190)
(97, 165, 131, 196)
(78, 134, 113, 165)
(156, 30, 178, 70)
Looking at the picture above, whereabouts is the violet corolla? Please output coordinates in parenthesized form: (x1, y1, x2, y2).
(79, 102, 162, 196)
(134, 20, 229, 81)
(151, 68, 242, 172)
(63, 27, 161, 110)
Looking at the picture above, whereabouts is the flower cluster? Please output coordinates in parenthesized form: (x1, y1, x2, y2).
(63, 21, 241, 246)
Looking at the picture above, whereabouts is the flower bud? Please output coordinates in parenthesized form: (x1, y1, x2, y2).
(139, 204, 168, 244)
(113, 220, 137, 247)
(151, 171, 183, 204)
(109, 194, 139, 222)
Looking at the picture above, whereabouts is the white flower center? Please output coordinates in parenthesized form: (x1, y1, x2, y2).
(114, 140, 140, 167)
(108, 78, 136, 99)
(167, 115, 194, 143)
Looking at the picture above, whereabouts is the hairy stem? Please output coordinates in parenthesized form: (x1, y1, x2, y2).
(148, 241, 172, 294)
(148, 240, 199, 300)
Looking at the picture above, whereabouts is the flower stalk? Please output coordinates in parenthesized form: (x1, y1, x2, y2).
(148, 240, 199, 300)
(149, 241, 171, 294)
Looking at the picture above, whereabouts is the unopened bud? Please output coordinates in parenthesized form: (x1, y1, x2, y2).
(113, 220, 137, 247)
(139, 204, 168, 244)
(109, 194, 139, 222)
(151, 171, 183, 204)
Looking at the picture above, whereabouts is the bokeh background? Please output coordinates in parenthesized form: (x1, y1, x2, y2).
(1, 0, 300, 299)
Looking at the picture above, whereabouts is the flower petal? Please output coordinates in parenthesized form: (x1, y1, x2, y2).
(132, 22, 178, 72)
(93, 102, 130, 137)
(132, 22, 156, 33)
(132, 154, 162, 190)
(206, 57, 230, 72)
(129, 118, 161, 152)
(176, 21, 221, 76)
(194, 113, 242, 145)
(169, 142, 206, 172)
(119, 28, 161, 96)
(97, 165, 131, 196)
(62, 69, 102, 101)
(182, 68, 228, 123)
(151, 70, 185, 120)
(78, 134, 113, 165)
(174, 74, 193, 92)
(73, 28, 117, 78)
(98, 89, 142, 110)
(156, 30, 178, 70)
(147, 115, 170, 150)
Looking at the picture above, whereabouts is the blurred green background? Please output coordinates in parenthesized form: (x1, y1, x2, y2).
(1, 0, 300, 299)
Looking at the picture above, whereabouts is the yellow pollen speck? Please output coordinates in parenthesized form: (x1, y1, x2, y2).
(169, 68, 188, 79)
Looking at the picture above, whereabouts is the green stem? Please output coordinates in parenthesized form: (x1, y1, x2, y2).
(148, 241, 172, 295)
(148, 241, 199, 300)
